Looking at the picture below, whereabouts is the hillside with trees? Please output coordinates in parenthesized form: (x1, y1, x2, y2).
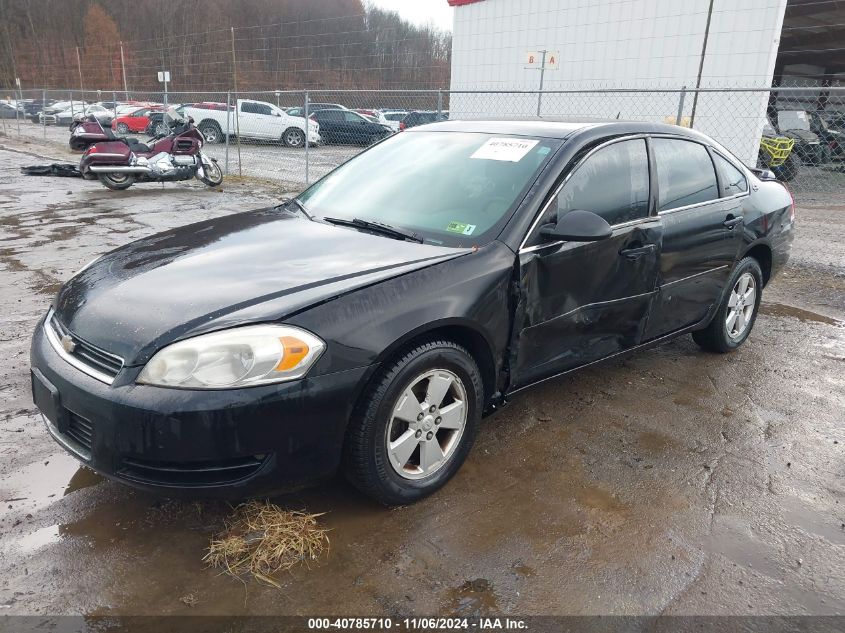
(0, 0, 452, 91)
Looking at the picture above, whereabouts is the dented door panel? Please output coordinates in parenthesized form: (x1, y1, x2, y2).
(513, 220, 663, 388)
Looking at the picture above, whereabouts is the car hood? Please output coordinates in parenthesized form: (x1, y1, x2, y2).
(53, 208, 470, 365)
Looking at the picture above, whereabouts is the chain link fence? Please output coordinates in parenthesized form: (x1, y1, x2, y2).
(2, 86, 844, 198)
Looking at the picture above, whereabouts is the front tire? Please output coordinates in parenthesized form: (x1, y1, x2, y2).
(282, 127, 305, 148)
(98, 173, 135, 191)
(692, 257, 763, 353)
(199, 158, 223, 187)
(344, 340, 483, 505)
(115, 122, 129, 134)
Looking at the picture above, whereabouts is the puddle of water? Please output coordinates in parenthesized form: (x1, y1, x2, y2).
(760, 303, 844, 327)
(16, 524, 61, 553)
(443, 578, 500, 616)
(637, 430, 674, 453)
(779, 495, 845, 545)
(0, 452, 104, 517)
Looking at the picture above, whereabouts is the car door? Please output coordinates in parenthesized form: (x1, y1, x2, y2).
(641, 137, 744, 340)
(340, 110, 369, 143)
(128, 109, 149, 132)
(514, 137, 663, 388)
(238, 102, 271, 139)
(315, 111, 343, 143)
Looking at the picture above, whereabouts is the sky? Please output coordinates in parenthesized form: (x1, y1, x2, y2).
(368, 0, 454, 32)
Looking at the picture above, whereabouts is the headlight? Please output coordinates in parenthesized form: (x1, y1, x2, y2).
(137, 324, 325, 389)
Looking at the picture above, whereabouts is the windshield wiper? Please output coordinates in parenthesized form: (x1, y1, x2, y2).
(276, 197, 312, 220)
(322, 217, 423, 243)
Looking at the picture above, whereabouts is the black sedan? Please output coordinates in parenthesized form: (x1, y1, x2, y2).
(31, 120, 794, 505)
(310, 108, 392, 145)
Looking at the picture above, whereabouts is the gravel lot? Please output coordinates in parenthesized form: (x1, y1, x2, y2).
(0, 131, 843, 619)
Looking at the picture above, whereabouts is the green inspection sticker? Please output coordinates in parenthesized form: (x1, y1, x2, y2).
(446, 221, 477, 235)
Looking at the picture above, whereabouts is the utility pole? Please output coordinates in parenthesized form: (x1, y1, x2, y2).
(119, 41, 128, 96)
(76, 46, 84, 93)
(536, 50, 547, 116)
(690, 0, 715, 128)
(525, 50, 557, 116)
(231, 26, 242, 177)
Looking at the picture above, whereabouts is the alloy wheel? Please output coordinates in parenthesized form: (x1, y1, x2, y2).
(285, 129, 304, 147)
(202, 127, 219, 143)
(385, 369, 467, 480)
(725, 272, 756, 339)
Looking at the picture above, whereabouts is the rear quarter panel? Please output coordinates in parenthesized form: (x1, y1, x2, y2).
(742, 178, 794, 278)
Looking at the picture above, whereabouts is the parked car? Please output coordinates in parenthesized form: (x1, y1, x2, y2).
(380, 110, 408, 132)
(112, 107, 163, 134)
(0, 103, 19, 118)
(776, 110, 826, 164)
(399, 110, 448, 131)
(286, 103, 348, 118)
(183, 99, 320, 147)
(38, 101, 87, 125)
(310, 108, 392, 145)
(31, 120, 793, 504)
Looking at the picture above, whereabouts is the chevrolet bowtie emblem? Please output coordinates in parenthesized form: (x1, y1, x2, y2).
(60, 334, 76, 354)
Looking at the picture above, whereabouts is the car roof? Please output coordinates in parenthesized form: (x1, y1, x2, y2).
(411, 119, 713, 141)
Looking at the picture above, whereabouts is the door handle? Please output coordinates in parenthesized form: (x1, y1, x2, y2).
(723, 216, 743, 229)
(619, 244, 655, 260)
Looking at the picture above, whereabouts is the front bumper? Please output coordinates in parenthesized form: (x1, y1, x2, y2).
(30, 316, 368, 498)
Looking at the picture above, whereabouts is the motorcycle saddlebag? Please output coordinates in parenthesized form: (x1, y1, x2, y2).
(85, 141, 131, 162)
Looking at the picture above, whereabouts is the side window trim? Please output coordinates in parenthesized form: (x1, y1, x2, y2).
(518, 134, 654, 252)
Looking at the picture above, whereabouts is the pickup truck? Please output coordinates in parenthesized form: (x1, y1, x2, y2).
(181, 99, 320, 148)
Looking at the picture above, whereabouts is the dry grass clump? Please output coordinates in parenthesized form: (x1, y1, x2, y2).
(204, 500, 329, 587)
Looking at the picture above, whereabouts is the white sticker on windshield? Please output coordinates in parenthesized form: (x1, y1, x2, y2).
(471, 138, 539, 162)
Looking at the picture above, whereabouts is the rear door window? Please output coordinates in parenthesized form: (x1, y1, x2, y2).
(652, 138, 719, 211)
(713, 154, 748, 196)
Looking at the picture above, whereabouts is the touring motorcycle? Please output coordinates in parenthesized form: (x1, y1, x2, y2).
(79, 107, 223, 190)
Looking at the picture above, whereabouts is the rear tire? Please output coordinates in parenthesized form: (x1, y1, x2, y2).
(199, 121, 223, 144)
(98, 173, 135, 191)
(344, 340, 483, 505)
(692, 257, 763, 353)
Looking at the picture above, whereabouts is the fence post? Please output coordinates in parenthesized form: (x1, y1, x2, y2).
(304, 90, 310, 186)
(16, 84, 21, 136)
(225, 91, 231, 175)
(675, 86, 687, 126)
(70, 91, 74, 118)
(437, 89, 443, 118)
(42, 89, 46, 138)
(112, 91, 117, 120)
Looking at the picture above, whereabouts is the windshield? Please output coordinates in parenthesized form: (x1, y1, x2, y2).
(164, 106, 185, 126)
(298, 131, 559, 247)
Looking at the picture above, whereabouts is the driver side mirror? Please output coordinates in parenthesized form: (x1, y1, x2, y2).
(540, 209, 613, 242)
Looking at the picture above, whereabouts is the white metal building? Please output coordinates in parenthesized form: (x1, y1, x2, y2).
(447, 0, 790, 164)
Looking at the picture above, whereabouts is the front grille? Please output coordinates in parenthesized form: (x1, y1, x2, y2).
(65, 411, 94, 452)
(118, 455, 268, 487)
(49, 314, 123, 382)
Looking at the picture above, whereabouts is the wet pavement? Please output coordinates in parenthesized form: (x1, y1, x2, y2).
(0, 136, 843, 617)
